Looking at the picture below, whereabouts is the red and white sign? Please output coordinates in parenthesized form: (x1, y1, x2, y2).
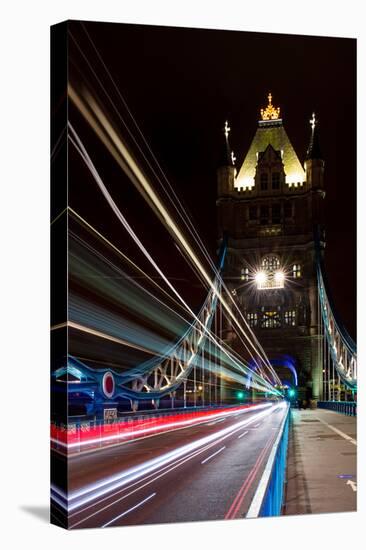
(102, 371, 115, 398)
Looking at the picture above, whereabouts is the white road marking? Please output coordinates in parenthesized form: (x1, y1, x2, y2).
(254, 423, 261, 428)
(101, 493, 156, 528)
(201, 446, 226, 464)
(66, 404, 277, 527)
(316, 417, 357, 446)
(70, 411, 268, 527)
(346, 479, 357, 492)
(238, 431, 249, 439)
(70, 438, 223, 527)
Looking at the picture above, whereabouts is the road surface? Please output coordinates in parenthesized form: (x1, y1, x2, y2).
(52, 402, 288, 528)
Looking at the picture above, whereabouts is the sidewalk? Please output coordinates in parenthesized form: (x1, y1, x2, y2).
(284, 408, 357, 515)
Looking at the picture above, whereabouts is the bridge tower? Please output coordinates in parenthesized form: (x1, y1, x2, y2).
(217, 94, 325, 401)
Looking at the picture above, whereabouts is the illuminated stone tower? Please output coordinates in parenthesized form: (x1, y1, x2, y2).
(217, 94, 325, 400)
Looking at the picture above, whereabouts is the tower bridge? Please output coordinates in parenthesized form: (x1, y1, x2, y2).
(51, 79, 357, 528)
(217, 93, 356, 405)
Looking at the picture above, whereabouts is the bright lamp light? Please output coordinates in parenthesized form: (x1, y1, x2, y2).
(255, 271, 267, 287)
(274, 270, 285, 283)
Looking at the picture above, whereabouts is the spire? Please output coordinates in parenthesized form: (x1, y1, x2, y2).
(306, 112, 322, 160)
(219, 120, 236, 167)
(260, 92, 281, 121)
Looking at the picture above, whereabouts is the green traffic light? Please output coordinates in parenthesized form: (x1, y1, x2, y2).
(288, 388, 296, 397)
(237, 391, 245, 400)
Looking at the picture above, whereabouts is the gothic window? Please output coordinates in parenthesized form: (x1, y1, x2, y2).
(262, 255, 280, 271)
(260, 173, 268, 191)
(292, 264, 301, 278)
(272, 203, 281, 224)
(260, 205, 269, 225)
(271, 172, 280, 190)
(261, 309, 281, 329)
(284, 202, 293, 218)
(256, 255, 284, 290)
(247, 312, 258, 327)
(241, 267, 249, 281)
(249, 206, 257, 220)
(284, 310, 296, 326)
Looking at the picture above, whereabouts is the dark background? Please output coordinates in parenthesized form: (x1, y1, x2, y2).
(68, 20, 356, 340)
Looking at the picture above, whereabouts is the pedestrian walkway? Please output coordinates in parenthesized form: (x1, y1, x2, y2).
(284, 408, 357, 515)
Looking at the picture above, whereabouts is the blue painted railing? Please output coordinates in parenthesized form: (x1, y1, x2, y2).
(246, 402, 290, 518)
(317, 401, 357, 416)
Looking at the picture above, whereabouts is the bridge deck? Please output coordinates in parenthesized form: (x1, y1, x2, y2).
(52, 403, 288, 528)
(284, 408, 357, 515)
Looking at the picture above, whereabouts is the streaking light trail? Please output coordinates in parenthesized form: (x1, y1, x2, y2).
(52, 402, 279, 513)
(67, 84, 282, 389)
(67, 121, 281, 396)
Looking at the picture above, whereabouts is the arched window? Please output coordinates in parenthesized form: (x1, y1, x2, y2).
(262, 255, 280, 271)
(260, 205, 269, 225)
(260, 172, 268, 190)
(271, 203, 281, 224)
(292, 264, 301, 278)
(255, 255, 284, 290)
(261, 309, 281, 328)
(241, 267, 249, 281)
(247, 312, 258, 327)
(284, 310, 296, 326)
(271, 172, 280, 190)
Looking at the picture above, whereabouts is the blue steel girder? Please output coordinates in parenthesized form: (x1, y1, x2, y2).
(53, 242, 227, 404)
(315, 230, 357, 390)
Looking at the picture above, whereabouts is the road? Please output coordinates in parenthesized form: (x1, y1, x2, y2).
(52, 402, 288, 529)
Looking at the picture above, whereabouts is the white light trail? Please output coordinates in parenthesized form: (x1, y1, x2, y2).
(52, 403, 278, 512)
(68, 122, 279, 395)
(66, 31, 282, 386)
(67, 86, 282, 389)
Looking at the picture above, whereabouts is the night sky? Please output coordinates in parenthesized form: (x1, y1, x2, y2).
(68, 20, 356, 340)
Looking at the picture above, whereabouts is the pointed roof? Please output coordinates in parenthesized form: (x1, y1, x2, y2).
(306, 113, 322, 160)
(235, 94, 306, 188)
(258, 143, 283, 163)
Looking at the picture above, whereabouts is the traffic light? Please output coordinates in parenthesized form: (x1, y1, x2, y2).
(236, 390, 245, 400)
(288, 388, 296, 398)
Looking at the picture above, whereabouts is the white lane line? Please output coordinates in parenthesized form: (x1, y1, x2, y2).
(70, 439, 221, 527)
(316, 417, 357, 446)
(238, 430, 249, 439)
(66, 404, 276, 523)
(207, 418, 226, 426)
(71, 422, 247, 527)
(101, 493, 156, 528)
(69, 407, 279, 528)
(254, 423, 261, 428)
(201, 446, 226, 464)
